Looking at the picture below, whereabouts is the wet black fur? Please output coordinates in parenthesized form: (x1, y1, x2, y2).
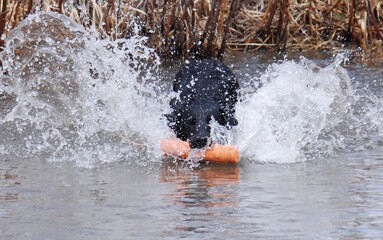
(166, 59, 239, 149)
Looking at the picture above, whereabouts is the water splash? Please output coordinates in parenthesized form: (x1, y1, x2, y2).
(236, 55, 354, 163)
(0, 12, 171, 167)
(1, 13, 383, 166)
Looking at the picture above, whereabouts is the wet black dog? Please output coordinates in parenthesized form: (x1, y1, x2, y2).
(166, 59, 239, 149)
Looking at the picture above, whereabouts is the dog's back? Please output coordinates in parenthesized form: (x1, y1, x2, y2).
(173, 59, 238, 102)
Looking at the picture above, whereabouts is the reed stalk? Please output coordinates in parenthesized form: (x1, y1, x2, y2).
(0, 0, 382, 62)
(0, 0, 7, 48)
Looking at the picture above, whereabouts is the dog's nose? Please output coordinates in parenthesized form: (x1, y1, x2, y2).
(189, 138, 208, 149)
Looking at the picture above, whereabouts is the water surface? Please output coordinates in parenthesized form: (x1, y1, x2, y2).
(1, 153, 383, 239)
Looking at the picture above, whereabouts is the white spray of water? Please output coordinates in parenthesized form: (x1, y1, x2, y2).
(0, 12, 172, 167)
(1, 13, 382, 166)
(235, 56, 353, 163)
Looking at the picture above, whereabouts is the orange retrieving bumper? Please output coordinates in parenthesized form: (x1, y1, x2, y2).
(160, 138, 239, 164)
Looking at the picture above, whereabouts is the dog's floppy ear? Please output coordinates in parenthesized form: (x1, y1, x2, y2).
(165, 111, 177, 130)
(165, 98, 183, 130)
(219, 107, 238, 129)
(223, 114, 238, 129)
(219, 77, 239, 129)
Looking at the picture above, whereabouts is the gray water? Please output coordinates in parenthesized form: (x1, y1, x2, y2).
(1, 153, 383, 239)
(1, 12, 383, 239)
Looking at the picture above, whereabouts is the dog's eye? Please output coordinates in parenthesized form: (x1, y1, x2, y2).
(206, 115, 212, 122)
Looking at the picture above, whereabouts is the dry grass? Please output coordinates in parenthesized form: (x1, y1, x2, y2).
(0, 0, 382, 62)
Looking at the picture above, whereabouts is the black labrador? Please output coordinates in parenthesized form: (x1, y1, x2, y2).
(166, 59, 240, 149)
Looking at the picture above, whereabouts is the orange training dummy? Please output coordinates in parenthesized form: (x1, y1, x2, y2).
(160, 138, 239, 164)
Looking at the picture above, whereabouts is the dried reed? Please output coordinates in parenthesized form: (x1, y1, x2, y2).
(0, 0, 382, 62)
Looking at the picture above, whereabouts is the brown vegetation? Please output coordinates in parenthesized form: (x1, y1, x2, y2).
(0, 0, 382, 62)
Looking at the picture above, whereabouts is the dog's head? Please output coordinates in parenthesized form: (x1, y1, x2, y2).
(167, 101, 224, 149)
